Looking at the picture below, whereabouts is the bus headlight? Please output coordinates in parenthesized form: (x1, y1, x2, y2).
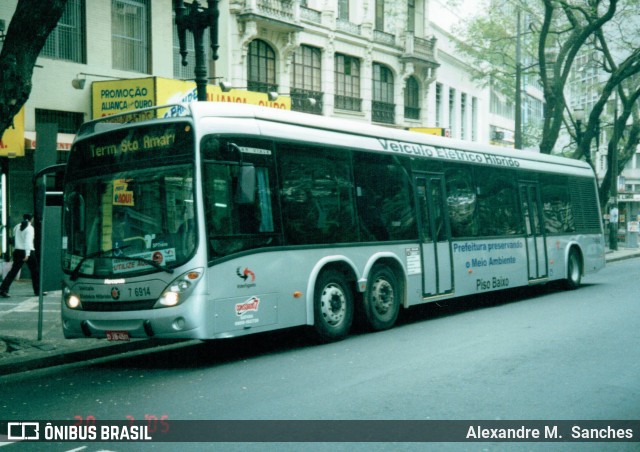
(63, 286, 82, 309)
(67, 295, 82, 309)
(155, 269, 203, 308)
(159, 291, 180, 307)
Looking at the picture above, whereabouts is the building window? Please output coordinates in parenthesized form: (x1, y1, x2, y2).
(247, 39, 277, 94)
(407, 0, 415, 33)
(449, 88, 456, 138)
(375, 0, 384, 30)
(173, 14, 209, 79)
(471, 97, 478, 141)
(35, 109, 84, 164)
(36, 109, 84, 134)
(338, 0, 349, 21)
(460, 92, 467, 140)
(292, 45, 323, 114)
(435, 83, 442, 127)
(490, 90, 515, 120)
(372, 64, 395, 124)
(405, 77, 420, 120)
(42, 0, 86, 63)
(112, 0, 150, 73)
(335, 54, 361, 112)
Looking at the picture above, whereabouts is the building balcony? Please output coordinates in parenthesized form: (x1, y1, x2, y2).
(372, 101, 395, 124)
(402, 33, 438, 67)
(405, 106, 420, 121)
(234, 0, 303, 32)
(335, 95, 362, 112)
(336, 19, 362, 37)
(373, 30, 396, 47)
(248, 80, 278, 94)
(291, 88, 323, 115)
(300, 6, 321, 25)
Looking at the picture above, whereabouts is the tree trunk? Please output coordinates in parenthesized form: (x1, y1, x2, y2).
(0, 0, 68, 136)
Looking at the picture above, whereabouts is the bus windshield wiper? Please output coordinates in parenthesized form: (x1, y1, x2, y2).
(110, 255, 174, 276)
(70, 246, 174, 281)
(70, 245, 131, 281)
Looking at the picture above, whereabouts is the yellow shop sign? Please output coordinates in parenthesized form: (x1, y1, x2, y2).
(0, 107, 25, 157)
(92, 77, 290, 119)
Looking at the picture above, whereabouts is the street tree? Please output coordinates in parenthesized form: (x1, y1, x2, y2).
(0, 0, 68, 138)
(452, 0, 640, 206)
(536, 0, 619, 154)
(573, 1, 640, 206)
(452, 0, 621, 153)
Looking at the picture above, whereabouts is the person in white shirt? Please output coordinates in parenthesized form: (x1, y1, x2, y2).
(0, 213, 45, 297)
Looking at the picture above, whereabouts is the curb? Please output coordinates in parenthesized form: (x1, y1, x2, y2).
(605, 251, 640, 263)
(0, 338, 189, 376)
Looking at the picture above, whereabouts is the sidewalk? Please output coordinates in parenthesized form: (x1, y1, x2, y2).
(0, 282, 183, 376)
(1, 248, 639, 376)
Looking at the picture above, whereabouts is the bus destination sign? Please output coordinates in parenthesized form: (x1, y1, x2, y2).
(69, 123, 193, 174)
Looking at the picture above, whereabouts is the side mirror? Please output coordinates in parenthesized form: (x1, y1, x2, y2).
(235, 165, 256, 204)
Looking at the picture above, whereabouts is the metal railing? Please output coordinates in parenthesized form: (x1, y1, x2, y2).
(291, 88, 323, 115)
(255, 0, 295, 22)
(335, 95, 362, 112)
(372, 101, 395, 124)
(404, 106, 420, 120)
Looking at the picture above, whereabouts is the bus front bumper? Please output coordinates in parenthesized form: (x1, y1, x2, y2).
(62, 309, 202, 340)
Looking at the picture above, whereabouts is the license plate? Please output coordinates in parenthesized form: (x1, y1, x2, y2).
(106, 330, 130, 342)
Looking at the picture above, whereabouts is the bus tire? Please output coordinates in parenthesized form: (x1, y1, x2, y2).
(564, 248, 582, 290)
(364, 265, 400, 331)
(312, 269, 354, 342)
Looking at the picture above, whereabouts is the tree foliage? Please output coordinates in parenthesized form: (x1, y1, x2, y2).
(0, 0, 68, 137)
(452, 0, 640, 206)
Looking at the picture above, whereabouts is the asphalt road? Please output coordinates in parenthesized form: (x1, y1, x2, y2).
(1, 258, 639, 451)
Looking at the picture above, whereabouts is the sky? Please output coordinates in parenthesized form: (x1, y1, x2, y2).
(430, 0, 486, 32)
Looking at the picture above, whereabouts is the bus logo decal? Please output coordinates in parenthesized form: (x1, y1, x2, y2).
(236, 296, 260, 316)
(236, 267, 256, 282)
(111, 287, 121, 300)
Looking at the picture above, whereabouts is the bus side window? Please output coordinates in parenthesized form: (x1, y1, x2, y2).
(445, 166, 477, 237)
(353, 153, 416, 241)
(235, 167, 275, 235)
(540, 174, 575, 233)
(415, 181, 432, 242)
(475, 168, 522, 236)
(278, 144, 357, 245)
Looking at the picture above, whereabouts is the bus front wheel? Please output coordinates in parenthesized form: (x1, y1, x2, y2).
(312, 270, 354, 342)
(564, 249, 582, 290)
(364, 265, 400, 331)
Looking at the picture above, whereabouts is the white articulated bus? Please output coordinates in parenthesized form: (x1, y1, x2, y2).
(61, 102, 605, 342)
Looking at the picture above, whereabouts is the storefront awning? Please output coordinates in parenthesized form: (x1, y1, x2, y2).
(24, 131, 75, 151)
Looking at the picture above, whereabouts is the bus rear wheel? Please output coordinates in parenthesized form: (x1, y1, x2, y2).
(564, 249, 582, 290)
(312, 270, 354, 342)
(364, 265, 400, 331)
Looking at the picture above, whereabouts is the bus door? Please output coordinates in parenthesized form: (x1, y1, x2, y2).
(519, 182, 548, 282)
(415, 174, 453, 297)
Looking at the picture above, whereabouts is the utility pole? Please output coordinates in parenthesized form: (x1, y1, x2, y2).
(610, 91, 619, 251)
(174, 0, 220, 101)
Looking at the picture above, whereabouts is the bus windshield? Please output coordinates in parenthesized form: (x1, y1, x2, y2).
(63, 165, 196, 278)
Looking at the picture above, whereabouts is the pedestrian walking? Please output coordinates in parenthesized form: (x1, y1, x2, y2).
(0, 214, 45, 297)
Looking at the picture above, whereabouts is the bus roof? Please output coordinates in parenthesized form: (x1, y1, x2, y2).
(187, 102, 592, 173)
(76, 101, 593, 175)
